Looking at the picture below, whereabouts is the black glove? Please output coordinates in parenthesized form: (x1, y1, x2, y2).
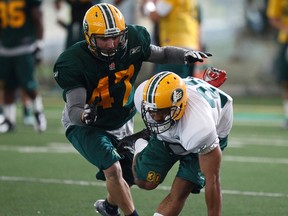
(184, 50, 212, 64)
(117, 129, 151, 155)
(82, 103, 97, 125)
(83, 96, 101, 125)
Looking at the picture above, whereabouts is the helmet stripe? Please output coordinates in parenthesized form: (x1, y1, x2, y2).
(97, 4, 116, 32)
(146, 72, 173, 103)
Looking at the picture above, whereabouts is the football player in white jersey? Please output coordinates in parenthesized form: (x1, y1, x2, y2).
(131, 71, 233, 216)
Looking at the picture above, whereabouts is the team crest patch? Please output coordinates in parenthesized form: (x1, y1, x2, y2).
(171, 88, 184, 104)
(109, 62, 115, 70)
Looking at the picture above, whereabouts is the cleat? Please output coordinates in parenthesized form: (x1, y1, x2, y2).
(117, 129, 151, 154)
(34, 112, 47, 133)
(94, 199, 120, 216)
(0, 116, 15, 133)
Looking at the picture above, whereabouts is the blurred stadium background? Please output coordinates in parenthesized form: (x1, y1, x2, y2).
(42, 0, 280, 96)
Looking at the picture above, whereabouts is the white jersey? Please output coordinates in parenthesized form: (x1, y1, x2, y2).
(134, 77, 233, 155)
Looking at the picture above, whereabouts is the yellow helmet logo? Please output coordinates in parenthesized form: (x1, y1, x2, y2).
(172, 89, 184, 104)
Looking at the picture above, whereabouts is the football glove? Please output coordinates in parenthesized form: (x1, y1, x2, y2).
(203, 67, 227, 87)
(82, 97, 100, 125)
(117, 129, 151, 155)
(184, 50, 212, 64)
(82, 104, 97, 125)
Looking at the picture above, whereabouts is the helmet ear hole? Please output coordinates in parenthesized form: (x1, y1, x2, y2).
(90, 35, 96, 47)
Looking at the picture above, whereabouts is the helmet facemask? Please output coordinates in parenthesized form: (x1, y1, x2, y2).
(141, 101, 182, 134)
(87, 29, 128, 62)
(142, 71, 187, 134)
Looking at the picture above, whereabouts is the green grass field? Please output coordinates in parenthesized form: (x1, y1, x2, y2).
(1, 92, 288, 216)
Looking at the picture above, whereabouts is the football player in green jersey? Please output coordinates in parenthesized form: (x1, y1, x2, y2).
(53, 3, 212, 216)
(0, 0, 47, 133)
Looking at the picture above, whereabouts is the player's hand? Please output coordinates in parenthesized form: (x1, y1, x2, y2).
(203, 67, 227, 87)
(117, 129, 151, 154)
(184, 50, 212, 64)
(82, 103, 98, 125)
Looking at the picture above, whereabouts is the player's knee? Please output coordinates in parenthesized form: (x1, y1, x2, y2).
(103, 162, 122, 181)
(135, 179, 158, 190)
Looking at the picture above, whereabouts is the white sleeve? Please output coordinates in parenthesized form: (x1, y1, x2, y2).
(134, 81, 147, 113)
(217, 100, 233, 138)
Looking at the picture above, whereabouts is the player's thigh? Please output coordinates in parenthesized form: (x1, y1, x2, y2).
(177, 154, 205, 193)
(135, 136, 179, 185)
(66, 125, 121, 170)
(0, 56, 15, 88)
(15, 54, 37, 91)
(4, 72, 19, 92)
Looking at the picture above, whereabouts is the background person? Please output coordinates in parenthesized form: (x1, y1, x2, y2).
(0, 0, 47, 133)
(141, 0, 203, 78)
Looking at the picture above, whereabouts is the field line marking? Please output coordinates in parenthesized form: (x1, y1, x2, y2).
(1, 176, 287, 198)
(230, 137, 288, 147)
(223, 156, 288, 164)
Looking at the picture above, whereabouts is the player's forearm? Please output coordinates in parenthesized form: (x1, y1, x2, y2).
(199, 146, 222, 216)
(148, 45, 211, 65)
(148, 45, 187, 64)
(205, 180, 222, 216)
(66, 88, 86, 125)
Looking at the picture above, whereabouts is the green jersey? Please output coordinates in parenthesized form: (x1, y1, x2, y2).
(54, 25, 152, 130)
(0, 0, 42, 49)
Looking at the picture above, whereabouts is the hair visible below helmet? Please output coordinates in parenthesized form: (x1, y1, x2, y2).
(142, 71, 187, 134)
(83, 3, 128, 61)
